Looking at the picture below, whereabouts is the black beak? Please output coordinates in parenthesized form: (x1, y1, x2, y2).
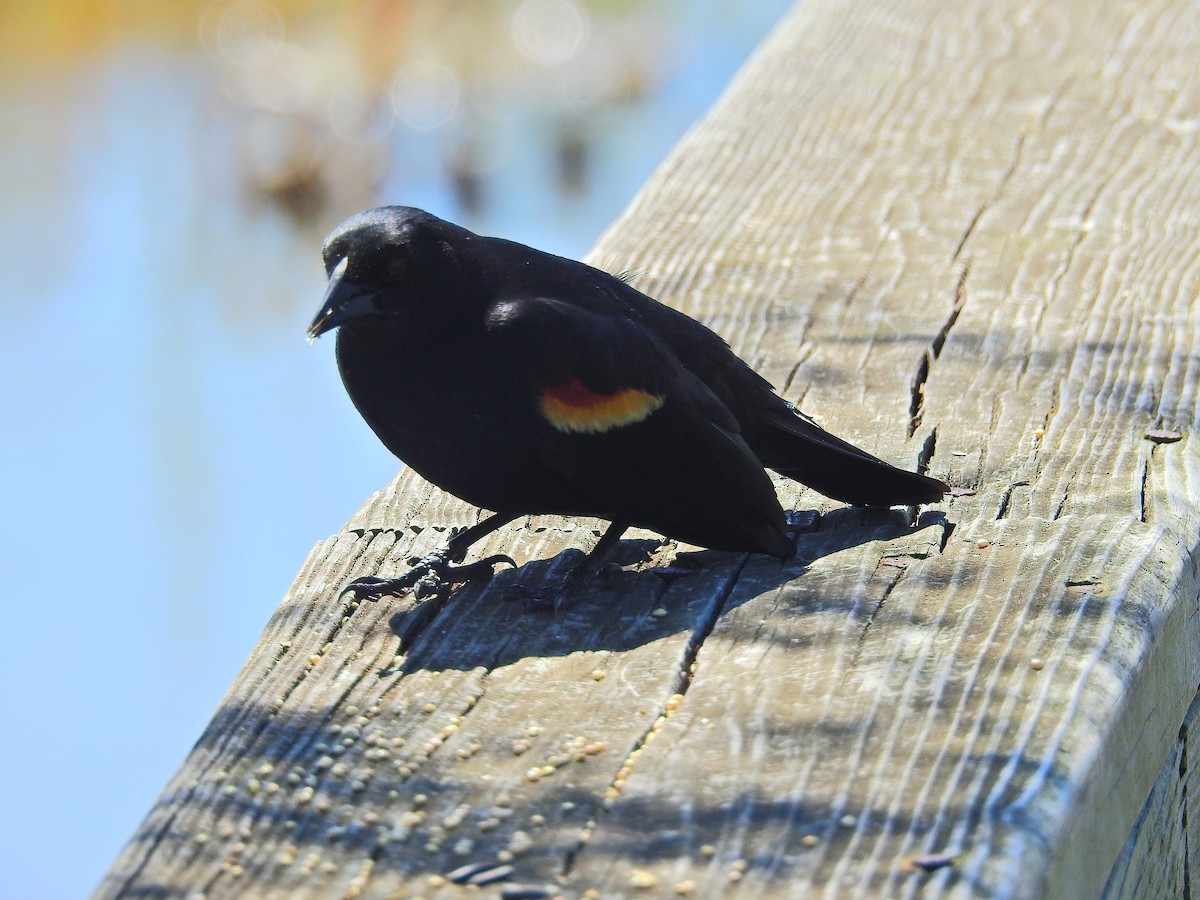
(307, 258, 380, 341)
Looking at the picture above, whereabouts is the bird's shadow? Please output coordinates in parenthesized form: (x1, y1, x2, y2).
(381, 507, 949, 675)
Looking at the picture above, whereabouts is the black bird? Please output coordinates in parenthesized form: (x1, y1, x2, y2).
(308, 207, 946, 597)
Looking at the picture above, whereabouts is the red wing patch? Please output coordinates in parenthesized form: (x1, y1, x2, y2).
(539, 378, 665, 433)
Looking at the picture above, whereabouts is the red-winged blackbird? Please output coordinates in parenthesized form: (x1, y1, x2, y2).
(308, 207, 946, 595)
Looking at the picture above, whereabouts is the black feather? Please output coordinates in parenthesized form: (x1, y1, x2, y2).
(309, 206, 948, 561)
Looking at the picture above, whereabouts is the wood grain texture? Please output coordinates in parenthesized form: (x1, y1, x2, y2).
(1190, 690, 1200, 888)
(1102, 691, 1198, 899)
(99, 0, 1200, 897)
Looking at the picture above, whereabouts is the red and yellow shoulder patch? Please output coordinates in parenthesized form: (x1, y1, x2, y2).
(539, 378, 665, 433)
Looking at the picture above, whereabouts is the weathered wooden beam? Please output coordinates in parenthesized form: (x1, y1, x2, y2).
(1103, 692, 1199, 899)
(99, 0, 1200, 897)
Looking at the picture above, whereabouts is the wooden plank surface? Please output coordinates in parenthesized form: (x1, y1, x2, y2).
(99, 0, 1200, 897)
(1102, 691, 1199, 899)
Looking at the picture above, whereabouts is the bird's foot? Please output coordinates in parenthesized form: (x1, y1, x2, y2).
(343, 550, 516, 602)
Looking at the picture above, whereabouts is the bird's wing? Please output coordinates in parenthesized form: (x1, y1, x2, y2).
(483, 297, 792, 555)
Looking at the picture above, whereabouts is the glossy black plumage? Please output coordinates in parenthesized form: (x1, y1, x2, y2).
(308, 206, 947, 561)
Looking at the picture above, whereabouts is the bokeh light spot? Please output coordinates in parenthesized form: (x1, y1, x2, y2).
(199, 0, 286, 67)
(512, 0, 589, 67)
(390, 61, 460, 132)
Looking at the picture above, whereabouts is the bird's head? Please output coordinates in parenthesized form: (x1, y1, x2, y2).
(306, 206, 476, 342)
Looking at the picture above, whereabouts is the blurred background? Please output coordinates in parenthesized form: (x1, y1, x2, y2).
(0, 0, 791, 894)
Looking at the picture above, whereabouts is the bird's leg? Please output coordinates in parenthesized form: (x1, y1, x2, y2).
(517, 520, 630, 612)
(343, 512, 519, 601)
(573, 519, 631, 579)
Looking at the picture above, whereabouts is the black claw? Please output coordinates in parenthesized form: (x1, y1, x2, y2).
(340, 576, 408, 602)
(342, 549, 516, 602)
(645, 565, 692, 585)
(468, 553, 518, 575)
(595, 561, 623, 580)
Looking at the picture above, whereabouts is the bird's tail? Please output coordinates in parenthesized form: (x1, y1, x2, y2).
(754, 406, 947, 507)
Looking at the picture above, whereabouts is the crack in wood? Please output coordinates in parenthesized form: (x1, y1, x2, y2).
(996, 481, 1030, 521)
(951, 203, 987, 264)
(854, 566, 909, 661)
(952, 134, 1027, 261)
(854, 518, 954, 659)
(951, 77, 1071, 269)
(843, 270, 870, 309)
(1043, 382, 1061, 435)
(559, 812, 599, 884)
(939, 518, 956, 553)
(673, 557, 753, 697)
(997, 485, 1015, 521)
(1137, 448, 1157, 525)
(780, 342, 816, 397)
(972, 395, 1002, 483)
(932, 264, 970, 360)
(909, 267, 969, 437)
(1179, 713, 1191, 900)
(917, 426, 939, 475)
(1052, 481, 1072, 520)
(558, 556, 752, 882)
(1028, 392, 1061, 496)
(1042, 184, 1104, 331)
(908, 351, 931, 437)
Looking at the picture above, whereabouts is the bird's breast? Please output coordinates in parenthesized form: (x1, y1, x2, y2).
(332, 322, 568, 509)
